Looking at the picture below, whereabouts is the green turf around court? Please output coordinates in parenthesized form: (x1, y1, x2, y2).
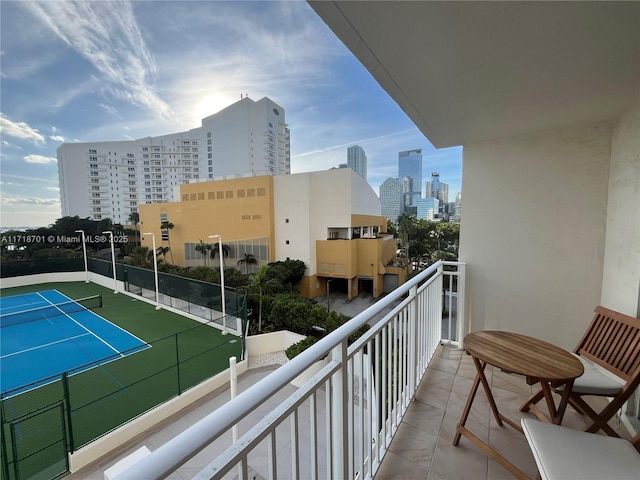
(1, 281, 243, 478)
(1, 281, 223, 342)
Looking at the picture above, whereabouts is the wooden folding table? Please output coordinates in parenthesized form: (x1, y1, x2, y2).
(453, 331, 584, 479)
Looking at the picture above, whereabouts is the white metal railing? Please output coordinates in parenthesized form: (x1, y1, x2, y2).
(115, 261, 466, 480)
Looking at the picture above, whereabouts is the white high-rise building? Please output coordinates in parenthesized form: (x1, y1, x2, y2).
(347, 145, 367, 180)
(57, 96, 290, 224)
(379, 177, 402, 223)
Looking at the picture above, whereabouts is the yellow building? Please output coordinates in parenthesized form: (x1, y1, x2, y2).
(139, 169, 406, 299)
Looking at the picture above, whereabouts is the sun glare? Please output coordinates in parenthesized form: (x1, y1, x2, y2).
(194, 94, 238, 123)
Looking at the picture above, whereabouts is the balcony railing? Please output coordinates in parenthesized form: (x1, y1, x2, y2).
(116, 261, 466, 480)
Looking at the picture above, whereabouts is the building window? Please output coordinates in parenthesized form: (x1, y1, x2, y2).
(161, 213, 169, 240)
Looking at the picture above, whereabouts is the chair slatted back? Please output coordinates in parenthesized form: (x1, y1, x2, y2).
(575, 306, 640, 382)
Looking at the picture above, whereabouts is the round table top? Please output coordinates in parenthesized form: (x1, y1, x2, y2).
(464, 331, 584, 381)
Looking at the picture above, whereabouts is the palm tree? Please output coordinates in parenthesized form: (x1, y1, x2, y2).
(237, 252, 257, 274)
(249, 265, 280, 331)
(156, 245, 170, 264)
(195, 239, 211, 267)
(160, 221, 175, 264)
(210, 242, 230, 269)
(128, 212, 140, 246)
(397, 213, 417, 271)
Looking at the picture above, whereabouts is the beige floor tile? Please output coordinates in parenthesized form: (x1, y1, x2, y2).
(401, 399, 446, 437)
(420, 366, 456, 391)
(429, 356, 460, 376)
(427, 437, 488, 480)
(375, 449, 429, 480)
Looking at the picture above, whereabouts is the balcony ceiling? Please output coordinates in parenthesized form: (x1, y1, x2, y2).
(309, 1, 640, 148)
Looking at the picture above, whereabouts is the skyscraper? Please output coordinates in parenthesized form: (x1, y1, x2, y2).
(417, 197, 440, 221)
(347, 145, 367, 180)
(425, 172, 449, 215)
(379, 177, 402, 223)
(57, 96, 290, 224)
(398, 149, 422, 212)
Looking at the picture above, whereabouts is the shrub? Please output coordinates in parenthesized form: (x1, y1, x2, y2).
(285, 336, 318, 360)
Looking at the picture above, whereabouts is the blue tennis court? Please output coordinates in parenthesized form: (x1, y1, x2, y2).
(0, 289, 149, 395)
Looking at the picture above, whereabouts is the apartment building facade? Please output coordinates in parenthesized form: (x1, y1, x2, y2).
(139, 168, 405, 299)
(57, 96, 289, 225)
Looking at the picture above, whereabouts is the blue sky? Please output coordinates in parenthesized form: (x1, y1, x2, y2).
(0, 0, 462, 229)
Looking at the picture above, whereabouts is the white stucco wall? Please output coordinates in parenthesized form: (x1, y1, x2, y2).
(601, 102, 640, 317)
(350, 171, 383, 215)
(459, 122, 612, 350)
(274, 173, 314, 271)
(274, 169, 382, 276)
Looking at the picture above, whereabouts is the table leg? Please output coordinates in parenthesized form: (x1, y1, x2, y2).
(553, 378, 574, 424)
(540, 381, 557, 420)
(472, 356, 503, 427)
(453, 362, 483, 446)
(453, 357, 529, 479)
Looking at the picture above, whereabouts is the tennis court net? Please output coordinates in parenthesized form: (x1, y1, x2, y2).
(0, 295, 103, 328)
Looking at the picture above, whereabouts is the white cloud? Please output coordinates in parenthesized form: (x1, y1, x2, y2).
(24, 154, 57, 164)
(49, 135, 65, 142)
(0, 196, 60, 206)
(0, 114, 45, 143)
(1, 174, 58, 184)
(20, 1, 174, 120)
(99, 103, 121, 118)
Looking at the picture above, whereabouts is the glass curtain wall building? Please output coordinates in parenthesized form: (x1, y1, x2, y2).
(398, 149, 423, 213)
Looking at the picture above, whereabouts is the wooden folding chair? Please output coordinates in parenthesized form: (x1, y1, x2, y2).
(521, 418, 640, 480)
(520, 306, 640, 436)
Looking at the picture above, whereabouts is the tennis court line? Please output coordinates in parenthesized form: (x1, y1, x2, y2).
(0, 332, 93, 360)
(36, 291, 124, 357)
(48, 290, 150, 349)
(0, 293, 50, 316)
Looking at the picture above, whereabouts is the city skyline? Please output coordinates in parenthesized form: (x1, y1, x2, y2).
(0, 1, 462, 228)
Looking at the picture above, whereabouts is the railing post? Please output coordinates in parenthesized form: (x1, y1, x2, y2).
(457, 263, 467, 347)
(408, 285, 418, 396)
(229, 356, 241, 480)
(329, 340, 349, 480)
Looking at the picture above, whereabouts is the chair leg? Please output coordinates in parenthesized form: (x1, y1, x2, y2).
(567, 397, 586, 415)
(570, 395, 620, 437)
(520, 389, 545, 413)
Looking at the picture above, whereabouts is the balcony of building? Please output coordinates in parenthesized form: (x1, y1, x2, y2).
(63, 260, 635, 480)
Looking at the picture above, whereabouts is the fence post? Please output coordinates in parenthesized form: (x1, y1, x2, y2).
(62, 373, 75, 453)
(175, 335, 182, 395)
(330, 340, 349, 479)
(1, 400, 10, 480)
